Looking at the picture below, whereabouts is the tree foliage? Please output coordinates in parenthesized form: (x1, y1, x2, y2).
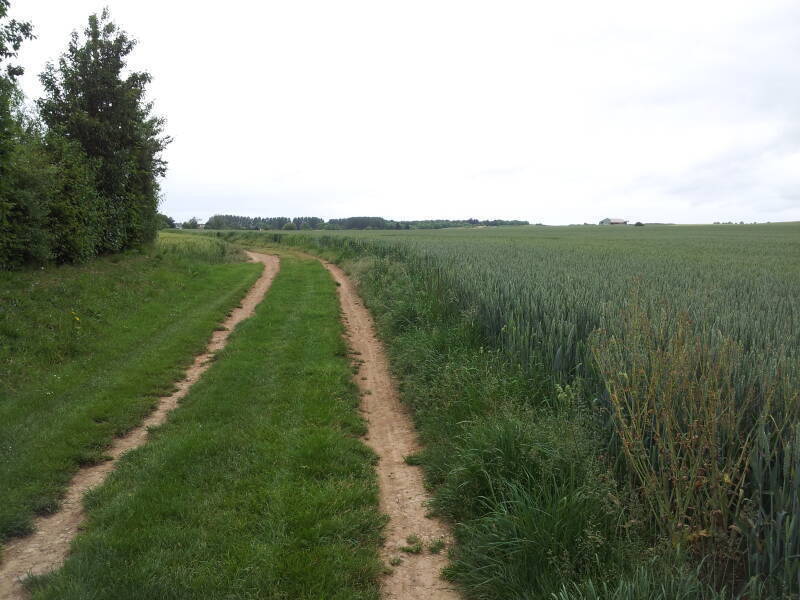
(0, 0, 32, 81)
(203, 214, 530, 231)
(157, 213, 175, 229)
(0, 111, 51, 266)
(205, 214, 291, 230)
(38, 8, 170, 253)
(0, 1, 37, 268)
(0, 4, 170, 269)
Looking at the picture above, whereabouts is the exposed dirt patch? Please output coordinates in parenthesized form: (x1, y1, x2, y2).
(323, 261, 460, 600)
(0, 252, 279, 600)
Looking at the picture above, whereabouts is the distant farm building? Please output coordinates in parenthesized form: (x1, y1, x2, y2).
(599, 218, 628, 225)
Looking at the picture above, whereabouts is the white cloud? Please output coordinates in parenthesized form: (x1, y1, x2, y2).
(11, 0, 800, 223)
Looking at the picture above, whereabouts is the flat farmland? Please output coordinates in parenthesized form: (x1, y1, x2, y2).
(3, 224, 797, 600)
(218, 222, 799, 599)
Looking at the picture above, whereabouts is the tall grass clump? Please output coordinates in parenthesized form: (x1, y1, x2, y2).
(441, 399, 642, 599)
(157, 232, 244, 263)
(554, 561, 727, 600)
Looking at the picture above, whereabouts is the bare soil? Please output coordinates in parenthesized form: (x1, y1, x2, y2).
(323, 261, 460, 600)
(0, 252, 279, 600)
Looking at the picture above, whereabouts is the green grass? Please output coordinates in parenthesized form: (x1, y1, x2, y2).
(346, 257, 641, 599)
(208, 224, 799, 598)
(28, 254, 385, 599)
(400, 535, 423, 554)
(553, 561, 727, 600)
(428, 538, 445, 554)
(0, 233, 261, 542)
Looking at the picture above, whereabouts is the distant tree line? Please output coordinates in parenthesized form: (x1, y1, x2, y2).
(203, 215, 529, 231)
(0, 3, 169, 269)
(157, 213, 176, 229)
(204, 215, 316, 230)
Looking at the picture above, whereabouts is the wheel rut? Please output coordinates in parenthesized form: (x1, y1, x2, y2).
(0, 251, 279, 600)
(322, 261, 460, 600)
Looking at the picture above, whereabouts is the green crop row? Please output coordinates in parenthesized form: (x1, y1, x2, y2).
(205, 224, 799, 597)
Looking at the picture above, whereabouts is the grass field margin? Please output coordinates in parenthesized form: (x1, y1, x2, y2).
(27, 252, 385, 599)
(0, 233, 260, 543)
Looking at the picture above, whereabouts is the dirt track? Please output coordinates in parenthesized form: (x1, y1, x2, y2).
(0, 251, 279, 600)
(323, 262, 460, 600)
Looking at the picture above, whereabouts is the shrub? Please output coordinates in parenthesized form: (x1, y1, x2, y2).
(44, 134, 102, 263)
(0, 113, 53, 268)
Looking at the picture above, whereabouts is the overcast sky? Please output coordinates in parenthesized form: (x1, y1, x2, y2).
(10, 0, 800, 224)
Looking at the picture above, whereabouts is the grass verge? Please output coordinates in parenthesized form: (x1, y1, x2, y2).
(27, 253, 384, 599)
(0, 233, 260, 542)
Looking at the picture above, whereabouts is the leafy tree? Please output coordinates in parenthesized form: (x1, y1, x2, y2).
(0, 111, 53, 267)
(327, 216, 390, 230)
(44, 130, 102, 263)
(293, 216, 324, 230)
(0, 0, 32, 82)
(157, 213, 175, 229)
(282, 221, 296, 230)
(0, 0, 35, 267)
(182, 217, 199, 229)
(2, 5, 166, 269)
(204, 214, 292, 230)
(203, 214, 228, 229)
(0, 103, 102, 268)
(38, 9, 170, 253)
(269, 217, 291, 229)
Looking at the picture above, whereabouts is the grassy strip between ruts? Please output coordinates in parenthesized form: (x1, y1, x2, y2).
(28, 253, 385, 600)
(0, 233, 261, 543)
